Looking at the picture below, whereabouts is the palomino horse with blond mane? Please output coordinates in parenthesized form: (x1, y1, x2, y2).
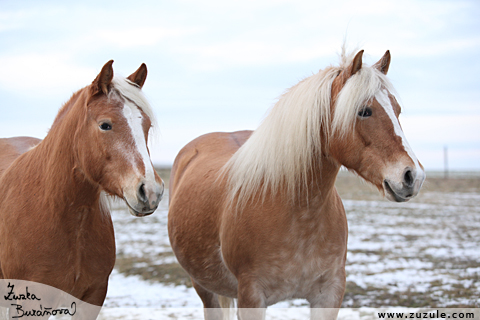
(0, 61, 163, 311)
(168, 49, 425, 319)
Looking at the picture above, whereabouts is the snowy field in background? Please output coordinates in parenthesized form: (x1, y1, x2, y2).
(98, 175, 480, 319)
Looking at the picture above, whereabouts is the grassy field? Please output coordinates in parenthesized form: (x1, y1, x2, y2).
(110, 168, 480, 308)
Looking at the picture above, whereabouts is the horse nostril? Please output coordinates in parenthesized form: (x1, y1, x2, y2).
(137, 183, 147, 204)
(404, 168, 414, 188)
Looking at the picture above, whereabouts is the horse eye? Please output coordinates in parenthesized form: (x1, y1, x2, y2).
(358, 107, 373, 118)
(99, 122, 112, 131)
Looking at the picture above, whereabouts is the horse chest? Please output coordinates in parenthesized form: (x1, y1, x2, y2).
(68, 211, 115, 281)
(5, 207, 115, 295)
(253, 209, 348, 304)
(264, 236, 345, 302)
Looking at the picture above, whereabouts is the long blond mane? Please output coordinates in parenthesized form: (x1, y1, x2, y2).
(223, 48, 395, 205)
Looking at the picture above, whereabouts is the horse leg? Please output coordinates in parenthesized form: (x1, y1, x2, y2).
(308, 268, 345, 320)
(73, 283, 108, 320)
(236, 277, 266, 320)
(192, 279, 225, 320)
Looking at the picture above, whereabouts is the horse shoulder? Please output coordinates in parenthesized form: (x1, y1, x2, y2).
(168, 131, 253, 284)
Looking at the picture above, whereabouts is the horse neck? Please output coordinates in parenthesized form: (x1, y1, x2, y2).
(298, 152, 341, 209)
(31, 91, 101, 214)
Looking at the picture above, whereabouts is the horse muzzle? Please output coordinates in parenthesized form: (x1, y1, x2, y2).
(124, 180, 164, 217)
(383, 166, 425, 203)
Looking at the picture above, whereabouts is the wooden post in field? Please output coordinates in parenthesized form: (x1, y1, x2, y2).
(444, 145, 448, 179)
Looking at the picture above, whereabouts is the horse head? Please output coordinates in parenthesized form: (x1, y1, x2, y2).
(75, 60, 164, 216)
(329, 50, 425, 202)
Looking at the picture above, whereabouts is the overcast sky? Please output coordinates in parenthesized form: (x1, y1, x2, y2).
(1, 0, 479, 170)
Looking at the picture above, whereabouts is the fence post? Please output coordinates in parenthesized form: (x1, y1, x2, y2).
(444, 145, 448, 179)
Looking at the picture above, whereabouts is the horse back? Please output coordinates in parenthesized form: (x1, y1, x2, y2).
(0, 137, 41, 177)
(169, 130, 252, 196)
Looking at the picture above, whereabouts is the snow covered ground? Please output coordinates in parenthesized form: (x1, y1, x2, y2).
(98, 174, 480, 319)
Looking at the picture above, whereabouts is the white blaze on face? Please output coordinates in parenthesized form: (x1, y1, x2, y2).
(122, 99, 156, 185)
(375, 89, 426, 187)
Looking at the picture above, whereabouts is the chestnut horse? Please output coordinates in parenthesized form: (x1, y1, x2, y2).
(0, 61, 164, 311)
(168, 49, 425, 319)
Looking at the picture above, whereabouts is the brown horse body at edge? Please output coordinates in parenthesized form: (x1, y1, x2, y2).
(0, 137, 41, 176)
(168, 49, 425, 319)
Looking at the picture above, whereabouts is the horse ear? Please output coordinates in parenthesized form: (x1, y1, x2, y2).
(127, 63, 148, 89)
(92, 60, 114, 95)
(350, 50, 364, 76)
(373, 50, 391, 75)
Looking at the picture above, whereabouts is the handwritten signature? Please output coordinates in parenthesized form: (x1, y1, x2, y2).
(10, 303, 76, 318)
(4, 282, 77, 318)
(4, 283, 40, 301)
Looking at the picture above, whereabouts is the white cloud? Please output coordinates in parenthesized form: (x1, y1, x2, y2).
(0, 53, 95, 96)
(94, 27, 199, 48)
(175, 40, 338, 71)
(0, 11, 29, 32)
(157, 0, 480, 70)
(0, 7, 60, 32)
